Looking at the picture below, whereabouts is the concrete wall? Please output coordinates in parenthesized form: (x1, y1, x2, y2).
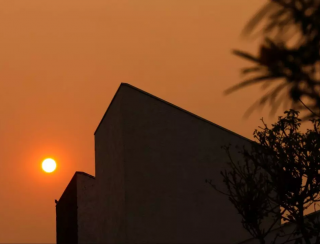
(94, 83, 281, 243)
(77, 172, 97, 244)
(56, 172, 97, 244)
(56, 174, 78, 244)
(94, 89, 126, 243)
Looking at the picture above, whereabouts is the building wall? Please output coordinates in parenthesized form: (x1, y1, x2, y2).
(77, 172, 97, 244)
(56, 174, 78, 244)
(94, 89, 126, 243)
(120, 85, 253, 243)
(94, 84, 281, 243)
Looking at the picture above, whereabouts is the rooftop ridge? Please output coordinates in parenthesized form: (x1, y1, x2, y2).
(56, 171, 95, 204)
(94, 83, 253, 143)
(75, 171, 95, 179)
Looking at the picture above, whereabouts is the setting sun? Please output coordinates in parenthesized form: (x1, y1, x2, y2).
(42, 158, 57, 173)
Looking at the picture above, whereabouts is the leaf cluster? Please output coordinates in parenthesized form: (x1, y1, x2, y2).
(207, 109, 320, 244)
(228, 0, 320, 120)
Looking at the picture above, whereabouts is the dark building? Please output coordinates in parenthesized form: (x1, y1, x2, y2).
(56, 172, 96, 244)
(56, 83, 280, 243)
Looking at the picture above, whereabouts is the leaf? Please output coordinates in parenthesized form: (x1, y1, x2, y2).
(232, 50, 261, 63)
(242, 2, 277, 36)
(225, 75, 282, 95)
(241, 66, 263, 75)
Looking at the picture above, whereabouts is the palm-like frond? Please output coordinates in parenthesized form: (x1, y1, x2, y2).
(232, 50, 261, 63)
(225, 75, 283, 95)
(228, 0, 320, 119)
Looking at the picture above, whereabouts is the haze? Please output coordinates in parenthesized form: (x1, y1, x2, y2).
(0, 0, 279, 243)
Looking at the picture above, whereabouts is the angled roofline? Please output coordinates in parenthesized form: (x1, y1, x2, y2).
(56, 171, 95, 205)
(76, 171, 95, 179)
(94, 83, 253, 143)
(94, 83, 124, 135)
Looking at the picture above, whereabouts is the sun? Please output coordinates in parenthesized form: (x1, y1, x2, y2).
(42, 158, 57, 173)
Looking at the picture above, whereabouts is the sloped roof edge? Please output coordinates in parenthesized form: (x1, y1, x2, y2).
(94, 83, 253, 143)
(56, 171, 95, 204)
(75, 171, 95, 179)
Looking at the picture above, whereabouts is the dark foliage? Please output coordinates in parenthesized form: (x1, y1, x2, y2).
(207, 110, 320, 244)
(227, 0, 320, 120)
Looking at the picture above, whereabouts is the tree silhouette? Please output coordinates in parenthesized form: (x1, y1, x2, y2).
(227, 0, 320, 120)
(207, 110, 320, 244)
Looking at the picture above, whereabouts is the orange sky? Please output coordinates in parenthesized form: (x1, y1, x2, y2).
(0, 0, 293, 242)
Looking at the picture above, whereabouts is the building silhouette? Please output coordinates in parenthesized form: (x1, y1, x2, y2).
(56, 83, 280, 243)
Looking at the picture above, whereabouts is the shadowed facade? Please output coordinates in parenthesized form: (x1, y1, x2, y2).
(56, 83, 280, 243)
(56, 172, 96, 244)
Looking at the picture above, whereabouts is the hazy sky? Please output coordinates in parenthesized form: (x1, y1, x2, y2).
(0, 0, 291, 242)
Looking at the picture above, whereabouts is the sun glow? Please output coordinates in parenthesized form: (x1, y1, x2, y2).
(42, 158, 57, 173)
